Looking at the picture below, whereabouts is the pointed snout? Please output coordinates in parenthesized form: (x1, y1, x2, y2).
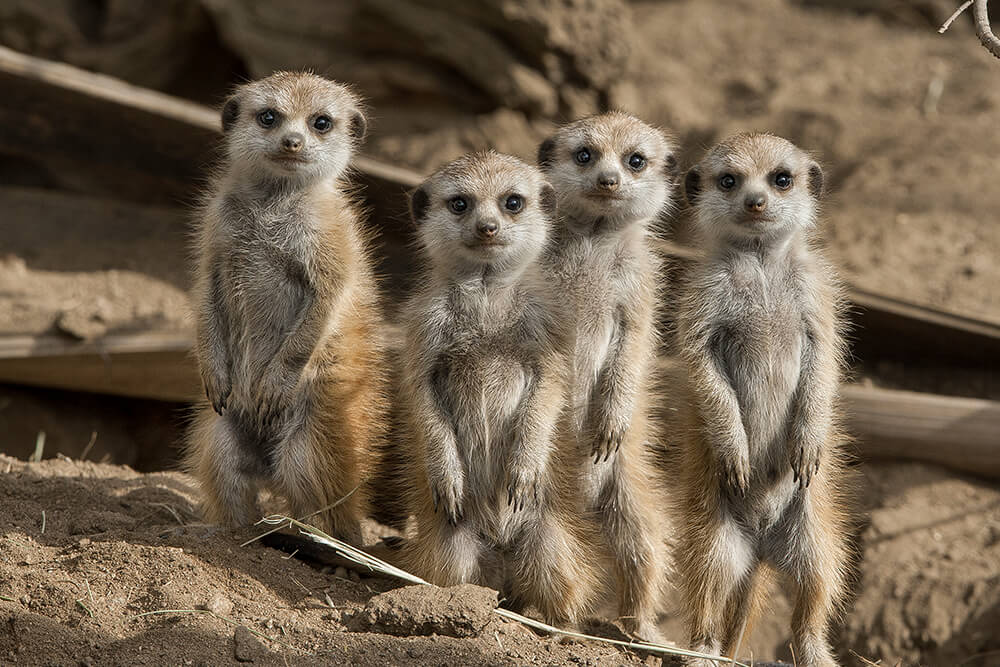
(744, 192, 767, 214)
(476, 217, 500, 239)
(281, 132, 304, 153)
(596, 170, 620, 191)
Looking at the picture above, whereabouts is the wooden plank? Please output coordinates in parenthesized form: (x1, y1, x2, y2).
(0, 333, 197, 402)
(841, 384, 1000, 479)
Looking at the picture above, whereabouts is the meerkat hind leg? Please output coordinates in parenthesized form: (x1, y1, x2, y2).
(778, 501, 845, 667)
(189, 411, 261, 528)
(599, 460, 663, 642)
(683, 513, 755, 667)
(511, 508, 593, 628)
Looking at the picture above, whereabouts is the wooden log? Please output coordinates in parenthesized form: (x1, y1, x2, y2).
(841, 384, 1000, 479)
(0, 333, 197, 402)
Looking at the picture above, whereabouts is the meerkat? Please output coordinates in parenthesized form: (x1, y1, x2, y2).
(675, 133, 853, 667)
(184, 71, 387, 544)
(398, 151, 598, 626)
(536, 111, 677, 641)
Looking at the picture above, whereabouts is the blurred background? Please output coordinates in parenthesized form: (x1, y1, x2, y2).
(0, 1, 998, 664)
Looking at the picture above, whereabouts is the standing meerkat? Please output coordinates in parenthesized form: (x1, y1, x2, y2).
(676, 133, 853, 667)
(185, 71, 387, 544)
(537, 111, 677, 641)
(399, 151, 598, 626)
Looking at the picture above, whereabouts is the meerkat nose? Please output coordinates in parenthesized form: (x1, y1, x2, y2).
(597, 171, 620, 190)
(282, 133, 304, 153)
(476, 218, 500, 238)
(744, 192, 767, 213)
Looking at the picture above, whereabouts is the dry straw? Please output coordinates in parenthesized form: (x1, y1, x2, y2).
(256, 513, 749, 667)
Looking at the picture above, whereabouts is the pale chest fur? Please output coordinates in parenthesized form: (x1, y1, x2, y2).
(549, 235, 641, 412)
(711, 253, 807, 458)
(434, 285, 541, 471)
(210, 190, 328, 386)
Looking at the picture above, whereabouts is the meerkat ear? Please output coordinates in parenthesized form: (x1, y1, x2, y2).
(684, 168, 701, 206)
(540, 183, 557, 219)
(807, 161, 824, 200)
(349, 110, 367, 143)
(409, 186, 430, 226)
(221, 95, 240, 133)
(663, 153, 680, 183)
(537, 138, 556, 169)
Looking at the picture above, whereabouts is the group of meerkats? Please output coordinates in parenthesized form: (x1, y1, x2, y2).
(184, 71, 854, 667)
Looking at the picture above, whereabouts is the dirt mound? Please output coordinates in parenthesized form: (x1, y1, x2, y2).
(0, 456, 654, 666)
(2, 455, 998, 664)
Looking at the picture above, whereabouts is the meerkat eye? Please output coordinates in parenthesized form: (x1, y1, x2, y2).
(504, 194, 523, 213)
(627, 153, 646, 171)
(313, 115, 333, 132)
(718, 174, 737, 191)
(575, 148, 591, 165)
(448, 197, 468, 214)
(257, 109, 277, 128)
(774, 172, 793, 190)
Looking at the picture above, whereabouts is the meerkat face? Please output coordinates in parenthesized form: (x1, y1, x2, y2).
(409, 151, 556, 275)
(537, 111, 678, 231)
(684, 133, 823, 242)
(220, 71, 367, 184)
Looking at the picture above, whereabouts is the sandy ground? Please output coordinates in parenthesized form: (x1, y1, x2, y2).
(2, 456, 998, 665)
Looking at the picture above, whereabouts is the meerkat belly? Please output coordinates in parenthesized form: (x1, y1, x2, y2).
(724, 315, 803, 462)
(445, 349, 531, 491)
(226, 248, 312, 408)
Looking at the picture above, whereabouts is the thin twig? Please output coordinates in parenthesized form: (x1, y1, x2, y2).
(30, 431, 45, 462)
(40, 510, 46, 534)
(940, 1, 975, 32)
(75, 599, 94, 618)
(940, 0, 1000, 59)
(0, 594, 14, 602)
(974, 0, 1000, 58)
(80, 431, 98, 461)
(252, 514, 748, 666)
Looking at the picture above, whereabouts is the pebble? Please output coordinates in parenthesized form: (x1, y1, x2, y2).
(205, 592, 233, 617)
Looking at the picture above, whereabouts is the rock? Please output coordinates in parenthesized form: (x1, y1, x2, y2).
(202, 0, 632, 117)
(233, 625, 265, 663)
(205, 593, 233, 617)
(344, 584, 497, 638)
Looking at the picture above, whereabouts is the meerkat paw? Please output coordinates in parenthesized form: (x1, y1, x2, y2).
(625, 617, 666, 645)
(254, 368, 289, 428)
(202, 370, 232, 415)
(719, 450, 750, 497)
(429, 474, 464, 526)
(589, 411, 626, 463)
(506, 468, 541, 513)
(790, 440, 822, 489)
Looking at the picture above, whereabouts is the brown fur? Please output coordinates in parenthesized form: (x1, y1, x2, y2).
(675, 133, 855, 666)
(538, 111, 677, 640)
(397, 151, 599, 626)
(185, 72, 387, 543)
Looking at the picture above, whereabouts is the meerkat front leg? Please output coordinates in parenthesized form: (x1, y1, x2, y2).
(787, 309, 838, 488)
(255, 264, 337, 428)
(685, 325, 751, 496)
(414, 360, 465, 526)
(587, 304, 651, 462)
(506, 351, 565, 512)
(195, 263, 233, 415)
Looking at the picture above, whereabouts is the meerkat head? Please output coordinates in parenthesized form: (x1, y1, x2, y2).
(219, 71, 367, 184)
(537, 111, 678, 232)
(684, 133, 824, 244)
(409, 151, 556, 277)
